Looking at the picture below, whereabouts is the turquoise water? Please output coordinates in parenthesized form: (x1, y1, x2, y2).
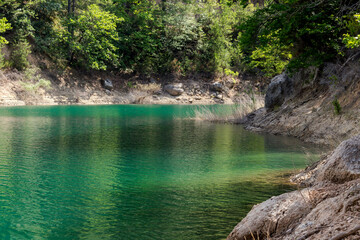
(0, 105, 320, 240)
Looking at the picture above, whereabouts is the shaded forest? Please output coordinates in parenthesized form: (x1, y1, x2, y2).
(0, 0, 359, 78)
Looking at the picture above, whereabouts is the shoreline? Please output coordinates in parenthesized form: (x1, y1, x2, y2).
(0, 69, 264, 107)
(227, 62, 360, 239)
(2, 64, 360, 239)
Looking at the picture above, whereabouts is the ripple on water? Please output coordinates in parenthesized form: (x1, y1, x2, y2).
(0, 105, 321, 240)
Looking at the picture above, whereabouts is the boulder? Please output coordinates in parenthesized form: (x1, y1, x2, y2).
(294, 134, 360, 185)
(210, 82, 223, 92)
(164, 83, 184, 96)
(100, 79, 114, 91)
(227, 189, 316, 240)
(265, 73, 293, 110)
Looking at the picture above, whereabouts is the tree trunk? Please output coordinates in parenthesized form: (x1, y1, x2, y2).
(68, 0, 75, 64)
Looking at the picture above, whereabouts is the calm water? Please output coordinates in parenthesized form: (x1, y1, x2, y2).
(0, 105, 320, 240)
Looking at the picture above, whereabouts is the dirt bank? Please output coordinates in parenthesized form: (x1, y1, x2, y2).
(0, 68, 264, 107)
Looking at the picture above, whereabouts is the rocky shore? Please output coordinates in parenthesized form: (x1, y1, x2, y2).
(0, 69, 263, 106)
(228, 61, 360, 239)
(228, 135, 360, 240)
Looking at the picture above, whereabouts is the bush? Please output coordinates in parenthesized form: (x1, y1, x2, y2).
(11, 40, 31, 71)
(332, 99, 342, 115)
(20, 67, 52, 93)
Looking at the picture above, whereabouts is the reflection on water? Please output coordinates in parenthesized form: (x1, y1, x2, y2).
(0, 105, 320, 240)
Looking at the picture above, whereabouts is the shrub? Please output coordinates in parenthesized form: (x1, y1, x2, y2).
(332, 99, 342, 115)
(11, 40, 31, 71)
(20, 67, 51, 93)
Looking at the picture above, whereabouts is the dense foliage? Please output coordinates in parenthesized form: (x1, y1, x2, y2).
(0, 0, 359, 77)
(0, 17, 11, 67)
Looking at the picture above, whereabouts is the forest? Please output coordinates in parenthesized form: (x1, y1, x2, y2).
(0, 0, 360, 79)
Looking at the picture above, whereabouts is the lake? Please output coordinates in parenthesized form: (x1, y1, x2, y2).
(0, 105, 320, 240)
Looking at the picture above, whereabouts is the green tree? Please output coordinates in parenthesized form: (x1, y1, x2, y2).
(112, 0, 163, 74)
(0, 17, 11, 46)
(0, 17, 11, 68)
(59, 4, 123, 70)
(343, 14, 360, 48)
(238, 0, 359, 75)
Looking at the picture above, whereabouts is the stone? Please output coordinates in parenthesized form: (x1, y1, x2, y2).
(293, 134, 360, 185)
(154, 90, 162, 95)
(195, 96, 202, 100)
(188, 98, 193, 103)
(164, 83, 184, 96)
(210, 82, 223, 92)
(265, 73, 293, 110)
(152, 95, 159, 100)
(100, 79, 114, 91)
(227, 189, 315, 240)
(176, 97, 181, 101)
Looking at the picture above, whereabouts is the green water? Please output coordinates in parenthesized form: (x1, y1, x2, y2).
(0, 105, 320, 240)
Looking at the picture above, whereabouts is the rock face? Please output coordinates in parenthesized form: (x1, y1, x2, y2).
(228, 134, 360, 240)
(265, 73, 293, 110)
(164, 83, 184, 96)
(101, 79, 114, 91)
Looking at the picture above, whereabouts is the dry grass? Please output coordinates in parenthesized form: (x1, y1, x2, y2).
(135, 83, 161, 94)
(193, 94, 264, 123)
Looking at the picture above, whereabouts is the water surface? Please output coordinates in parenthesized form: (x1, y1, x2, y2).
(0, 105, 320, 240)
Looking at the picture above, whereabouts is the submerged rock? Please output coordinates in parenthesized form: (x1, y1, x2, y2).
(164, 83, 184, 96)
(265, 73, 293, 110)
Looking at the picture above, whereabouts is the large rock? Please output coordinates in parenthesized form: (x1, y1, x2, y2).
(210, 82, 224, 92)
(227, 188, 318, 240)
(293, 134, 360, 185)
(164, 83, 184, 96)
(100, 79, 113, 91)
(319, 135, 360, 183)
(265, 73, 293, 110)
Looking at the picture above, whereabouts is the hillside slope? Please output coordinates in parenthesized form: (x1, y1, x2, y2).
(242, 60, 360, 146)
